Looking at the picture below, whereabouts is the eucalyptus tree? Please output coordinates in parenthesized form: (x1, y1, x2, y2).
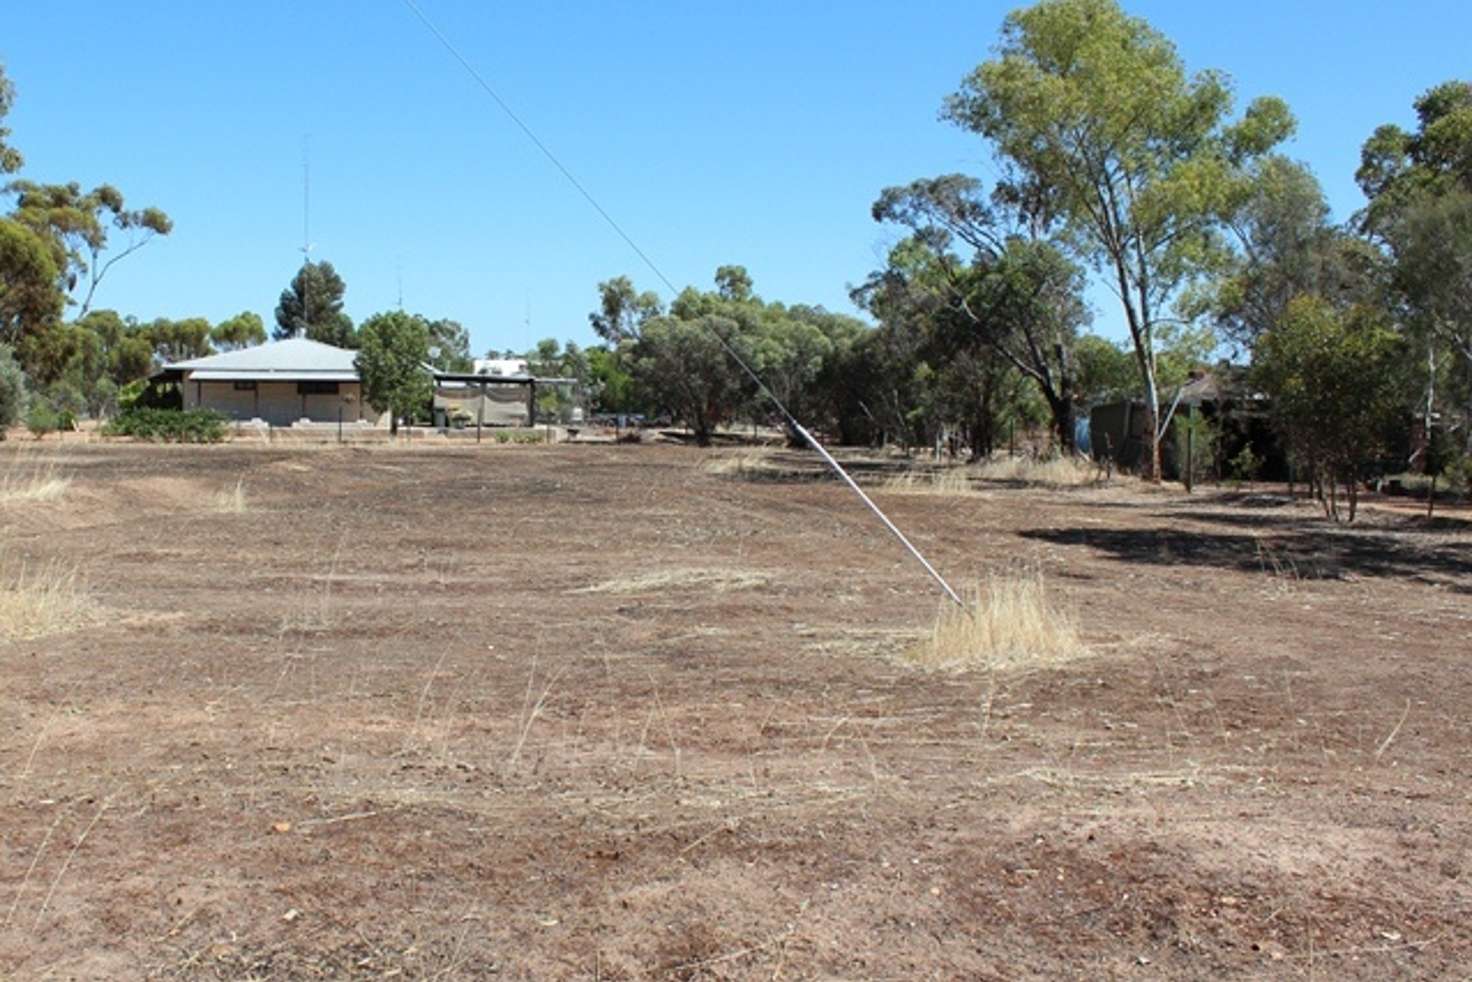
(211, 311, 267, 351)
(1358, 80, 1472, 452)
(588, 275, 662, 345)
(426, 318, 472, 372)
(0, 217, 62, 346)
(7, 180, 173, 316)
(627, 310, 748, 446)
(944, 0, 1294, 478)
(0, 65, 22, 175)
(870, 174, 1088, 451)
(853, 236, 1032, 457)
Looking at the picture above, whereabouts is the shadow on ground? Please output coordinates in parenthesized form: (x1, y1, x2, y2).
(1021, 512, 1472, 593)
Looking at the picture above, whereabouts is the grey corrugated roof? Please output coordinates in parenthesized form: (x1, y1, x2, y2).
(187, 370, 359, 382)
(166, 337, 359, 374)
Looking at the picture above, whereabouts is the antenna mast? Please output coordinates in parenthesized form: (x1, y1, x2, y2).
(299, 136, 313, 339)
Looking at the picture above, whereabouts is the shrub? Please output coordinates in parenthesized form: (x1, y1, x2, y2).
(104, 408, 227, 443)
(25, 402, 59, 440)
(0, 345, 29, 438)
(1228, 444, 1262, 483)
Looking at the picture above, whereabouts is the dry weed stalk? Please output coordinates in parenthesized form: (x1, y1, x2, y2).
(210, 478, 248, 513)
(907, 568, 1084, 671)
(1254, 535, 1301, 591)
(0, 555, 93, 640)
(0, 453, 70, 504)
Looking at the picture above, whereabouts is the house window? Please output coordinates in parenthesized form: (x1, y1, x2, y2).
(233, 381, 257, 391)
(297, 381, 340, 395)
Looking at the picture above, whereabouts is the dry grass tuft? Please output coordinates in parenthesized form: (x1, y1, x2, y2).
(906, 569, 1084, 671)
(974, 454, 1100, 486)
(883, 455, 1102, 495)
(0, 556, 93, 640)
(210, 479, 248, 513)
(883, 467, 976, 496)
(0, 454, 70, 504)
(577, 567, 770, 595)
(702, 448, 779, 480)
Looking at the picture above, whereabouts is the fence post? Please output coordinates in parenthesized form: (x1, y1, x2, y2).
(1185, 407, 1194, 494)
(477, 381, 485, 444)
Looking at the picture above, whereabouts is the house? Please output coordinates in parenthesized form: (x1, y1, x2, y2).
(1088, 365, 1286, 479)
(160, 337, 388, 427)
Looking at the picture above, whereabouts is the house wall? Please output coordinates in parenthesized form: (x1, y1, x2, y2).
(185, 378, 387, 427)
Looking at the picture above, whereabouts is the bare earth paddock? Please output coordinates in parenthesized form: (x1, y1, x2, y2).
(1, 442, 1469, 979)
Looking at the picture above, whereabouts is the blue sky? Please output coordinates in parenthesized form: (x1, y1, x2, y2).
(4, 1, 1470, 355)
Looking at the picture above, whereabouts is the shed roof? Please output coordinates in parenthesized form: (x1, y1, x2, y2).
(165, 337, 360, 377)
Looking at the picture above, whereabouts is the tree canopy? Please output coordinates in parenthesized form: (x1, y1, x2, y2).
(355, 310, 431, 435)
(0, 65, 24, 176)
(274, 260, 355, 347)
(943, 0, 1294, 476)
(7, 180, 173, 316)
(1253, 297, 1405, 520)
(211, 311, 267, 351)
(589, 275, 662, 346)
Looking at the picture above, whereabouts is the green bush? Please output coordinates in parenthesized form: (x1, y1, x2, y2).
(103, 408, 228, 443)
(1228, 444, 1262, 483)
(25, 402, 59, 440)
(0, 345, 29, 438)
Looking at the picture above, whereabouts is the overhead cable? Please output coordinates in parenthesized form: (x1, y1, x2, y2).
(399, 0, 967, 611)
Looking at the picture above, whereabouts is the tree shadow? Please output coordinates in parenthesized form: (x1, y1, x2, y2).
(1020, 520, 1472, 594)
(1159, 507, 1472, 537)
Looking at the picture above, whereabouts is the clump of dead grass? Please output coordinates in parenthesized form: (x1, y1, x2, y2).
(0, 453, 70, 504)
(0, 555, 93, 640)
(210, 478, 248, 513)
(576, 567, 770, 594)
(974, 454, 1099, 486)
(883, 467, 976, 496)
(702, 448, 779, 480)
(906, 569, 1084, 671)
(883, 455, 1102, 495)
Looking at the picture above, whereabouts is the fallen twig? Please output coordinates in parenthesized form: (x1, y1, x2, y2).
(1374, 699, 1411, 760)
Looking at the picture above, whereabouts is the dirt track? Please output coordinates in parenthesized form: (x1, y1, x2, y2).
(1, 442, 1469, 979)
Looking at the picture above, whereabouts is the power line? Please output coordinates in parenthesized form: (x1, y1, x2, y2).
(397, 0, 966, 611)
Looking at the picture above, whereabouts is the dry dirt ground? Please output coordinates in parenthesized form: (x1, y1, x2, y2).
(0, 442, 1469, 980)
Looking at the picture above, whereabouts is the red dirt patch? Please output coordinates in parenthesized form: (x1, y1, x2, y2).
(0, 443, 1468, 978)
